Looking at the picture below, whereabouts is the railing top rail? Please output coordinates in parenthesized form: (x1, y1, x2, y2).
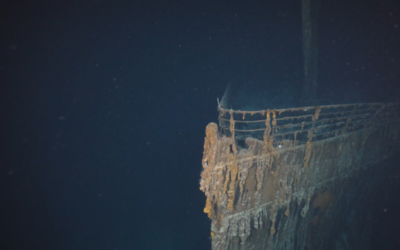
(217, 102, 396, 115)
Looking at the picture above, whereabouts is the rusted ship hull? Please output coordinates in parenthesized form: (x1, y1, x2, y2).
(200, 103, 400, 250)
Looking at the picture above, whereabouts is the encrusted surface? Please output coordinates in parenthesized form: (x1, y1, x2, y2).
(200, 105, 400, 250)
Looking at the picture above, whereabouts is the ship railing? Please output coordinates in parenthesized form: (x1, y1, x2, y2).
(218, 102, 400, 148)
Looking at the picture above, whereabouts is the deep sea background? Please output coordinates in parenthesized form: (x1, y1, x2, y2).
(1, 0, 399, 250)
